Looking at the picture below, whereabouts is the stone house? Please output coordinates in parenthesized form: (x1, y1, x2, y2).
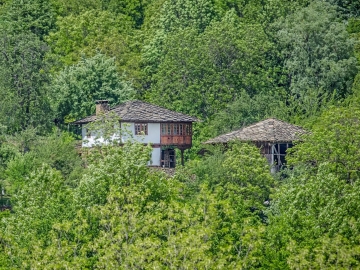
(73, 100, 198, 167)
(204, 118, 307, 172)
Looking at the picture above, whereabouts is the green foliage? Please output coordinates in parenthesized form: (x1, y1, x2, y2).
(0, 134, 275, 268)
(206, 90, 289, 136)
(46, 9, 135, 70)
(52, 53, 134, 123)
(0, 0, 56, 39)
(328, 0, 360, 18)
(75, 142, 153, 208)
(214, 0, 309, 25)
(0, 0, 359, 267)
(141, 0, 218, 83)
(0, 143, 18, 169)
(348, 18, 360, 62)
(178, 142, 273, 267)
(288, 106, 360, 183)
(4, 131, 83, 194)
(148, 11, 274, 119)
(51, 0, 146, 27)
(159, 0, 217, 33)
(0, 31, 52, 133)
(276, 1, 358, 101)
(261, 105, 360, 267)
(264, 165, 360, 269)
(223, 143, 273, 209)
(1, 164, 74, 268)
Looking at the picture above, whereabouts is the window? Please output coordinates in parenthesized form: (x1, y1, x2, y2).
(161, 123, 169, 135)
(173, 124, 179, 135)
(135, 123, 148, 135)
(161, 123, 192, 135)
(161, 124, 166, 135)
(167, 124, 171, 135)
(185, 124, 192, 135)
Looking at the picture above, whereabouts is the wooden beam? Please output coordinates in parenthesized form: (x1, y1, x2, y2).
(181, 149, 184, 166)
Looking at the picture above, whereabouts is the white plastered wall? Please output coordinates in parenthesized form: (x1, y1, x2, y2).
(149, 148, 161, 166)
(82, 122, 162, 165)
(121, 123, 160, 144)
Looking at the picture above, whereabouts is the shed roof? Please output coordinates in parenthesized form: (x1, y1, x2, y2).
(73, 100, 199, 124)
(204, 118, 306, 144)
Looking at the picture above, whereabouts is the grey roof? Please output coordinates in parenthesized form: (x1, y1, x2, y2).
(73, 100, 199, 124)
(204, 118, 307, 144)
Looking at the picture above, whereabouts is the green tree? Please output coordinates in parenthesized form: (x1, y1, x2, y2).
(263, 164, 360, 269)
(0, 31, 52, 133)
(0, 164, 74, 269)
(205, 90, 289, 137)
(159, 0, 217, 33)
(52, 53, 134, 123)
(348, 18, 360, 62)
(328, 0, 360, 18)
(51, 0, 146, 27)
(148, 11, 274, 119)
(46, 9, 136, 71)
(179, 142, 274, 267)
(3, 130, 83, 195)
(141, 0, 218, 83)
(276, 1, 357, 103)
(0, 0, 56, 39)
(0, 137, 273, 268)
(287, 105, 360, 183)
(214, 0, 309, 25)
(258, 105, 360, 268)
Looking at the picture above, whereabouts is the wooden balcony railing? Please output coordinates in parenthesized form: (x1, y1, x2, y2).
(160, 135, 192, 147)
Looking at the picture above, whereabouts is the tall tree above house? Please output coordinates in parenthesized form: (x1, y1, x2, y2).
(275, 1, 357, 110)
(1, 0, 56, 39)
(147, 11, 274, 119)
(53, 53, 135, 123)
(142, 0, 218, 84)
(45, 9, 136, 71)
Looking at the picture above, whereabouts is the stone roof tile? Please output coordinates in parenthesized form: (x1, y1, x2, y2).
(73, 100, 199, 124)
(204, 118, 307, 144)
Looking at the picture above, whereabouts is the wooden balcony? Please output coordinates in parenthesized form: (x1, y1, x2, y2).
(160, 135, 192, 148)
(160, 123, 193, 149)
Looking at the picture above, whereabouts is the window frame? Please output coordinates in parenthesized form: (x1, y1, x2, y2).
(161, 123, 192, 136)
(134, 123, 148, 135)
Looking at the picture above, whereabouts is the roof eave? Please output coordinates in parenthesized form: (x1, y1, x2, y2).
(72, 119, 198, 125)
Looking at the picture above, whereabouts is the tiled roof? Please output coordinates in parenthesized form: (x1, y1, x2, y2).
(204, 118, 307, 144)
(73, 100, 199, 124)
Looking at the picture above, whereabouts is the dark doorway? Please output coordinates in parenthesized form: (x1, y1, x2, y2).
(161, 149, 176, 168)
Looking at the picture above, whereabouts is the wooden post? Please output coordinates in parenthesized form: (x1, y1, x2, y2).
(181, 149, 184, 166)
(278, 144, 281, 166)
(270, 144, 276, 174)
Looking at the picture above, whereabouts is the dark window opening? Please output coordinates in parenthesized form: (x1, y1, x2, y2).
(272, 143, 293, 168)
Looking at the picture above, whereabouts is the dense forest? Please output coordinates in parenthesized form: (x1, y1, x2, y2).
(0, 0, 360, 268)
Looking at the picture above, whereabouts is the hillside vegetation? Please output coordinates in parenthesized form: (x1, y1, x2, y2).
(0, 0, 360, 268)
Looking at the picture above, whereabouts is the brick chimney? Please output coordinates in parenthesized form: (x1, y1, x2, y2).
(95, 100, 109, 115)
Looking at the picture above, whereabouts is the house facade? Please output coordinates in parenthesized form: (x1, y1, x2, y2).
(73, 100, 198, 167)
(204, 118, 307, 172)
